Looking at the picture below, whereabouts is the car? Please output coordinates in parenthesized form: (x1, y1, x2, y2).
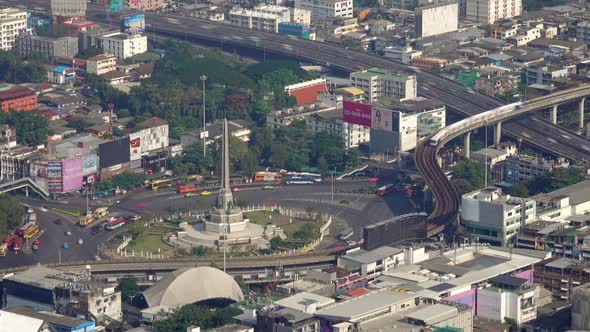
(93, 255, 102, 261)
(263, 185, 274, 190)
(90, 226, 100, 234)
(65, 231, 72, 236)
(130, 215, 142, 221)
(231, 187, 243, 192)
(185, 193, 196, 198)
(53, 219, 62, 225)
(78, 238, 84, 245)
(63, 242, 70, 249)
(116, 200, 120, 204)
(200, 191, 212, 196)
(347, 240, 357, 246)
(368, 177, 379, 183)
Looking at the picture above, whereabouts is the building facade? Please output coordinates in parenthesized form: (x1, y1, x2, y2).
(125, 0, 164, 11)
(98, 32, 147, 60)
(350, 68, 417, 103)
(415, 2, 458, 38)
(294, 0, 353, 21)
(465, 0, 522, 24)
(577, 21, 590, 46)
(461, 187, 536, 246)
(0, 86, 38, 113)
(305, 109, 370, 149)
(15, 32, 79, 59)
(86, 54, 117, 75)
(50, 0, 87, 19)
(504, 155, 569, 184)
(228, 5, 292, 33)
(0, 8, 27, 51)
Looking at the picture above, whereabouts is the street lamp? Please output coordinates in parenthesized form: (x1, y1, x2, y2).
(200, 75, 208, 157)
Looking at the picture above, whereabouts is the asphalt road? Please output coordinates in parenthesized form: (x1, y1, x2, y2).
(0, 178, 415, 268)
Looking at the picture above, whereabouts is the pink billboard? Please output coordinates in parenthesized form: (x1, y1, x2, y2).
(343, 101, 372, 127)
(62, 158, 83, 192)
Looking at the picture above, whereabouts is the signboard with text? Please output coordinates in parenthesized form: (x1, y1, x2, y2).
(110, 0, 124, 12)
(343, 101, 372, 127)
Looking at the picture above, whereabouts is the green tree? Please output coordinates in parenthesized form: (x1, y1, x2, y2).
(110, 173, 146, 189)
(67, 119, 93, 132)
(153, 304, 243, 332)
(506, 183, 529, 197)
(75, 46, 103, 60)
(452, 159, 489, 189)
(451, 178, 476, 196)
(0, 195, 24, 237)
(6, 110, 49, 146)
(117, 277, 145, 307)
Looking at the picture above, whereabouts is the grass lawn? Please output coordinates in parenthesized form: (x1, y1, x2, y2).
(282, 221, 321, 241)
(126, 225, 174, 253)
(243, 211, 284, 225)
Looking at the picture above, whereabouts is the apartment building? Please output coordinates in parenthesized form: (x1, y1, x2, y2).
(306, 109, 370, 149)
(125, 0, 164, 11)
(504, 155, 569, 184)
(98, 32, 147, 60)
(349, 68, 417, 103)
(0, 8, 27, 51)
(15, 32, 79, 59)
(465, 0, 522, 25)
(294, 0, 353, 21)
(86, 54, 117, 75)
(228, 5, 291, 33)
(50, 0, 87, 18)
(461, 186, 536, 246)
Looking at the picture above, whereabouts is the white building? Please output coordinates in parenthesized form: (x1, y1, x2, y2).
(534, 180, 590, 222)
(50, 0, 86, 18)
(228, 5, 291, 33)
(86, 54, 117, 75)
(295, 0, 353, 22)
(461, 186, 536, 246)
(98, 32, 147, 60)
(306, 109, 371, 149)
(466, 0, 522, 25)
(350, 68, 417, 103)
(415, 2, 459, 38)
(477, 275, 538, 324)
(506, 27, 541, 46)
(338, 246, 404, 277)
(0, 8, 27, 51)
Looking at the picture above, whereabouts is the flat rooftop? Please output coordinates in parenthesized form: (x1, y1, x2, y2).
(352, 68, 411, 81)
(342, 246, 402, 264)
(546, 180, 590, 206)
(274, 292, 334, 312)
(3, 266, 83, 291)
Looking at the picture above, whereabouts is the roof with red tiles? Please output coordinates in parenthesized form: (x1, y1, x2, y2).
(287, 82, 327, 106)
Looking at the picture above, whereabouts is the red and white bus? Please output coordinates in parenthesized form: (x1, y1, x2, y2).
(178, 184, 197, 194)
(105, 218, 126, 231)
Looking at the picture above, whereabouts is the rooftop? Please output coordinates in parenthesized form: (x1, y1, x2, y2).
(352, 68, 411, 81)
(87, 54, 117, 62)
(374, 97, 445, 114)
(0, 310, 44, 332)
(137, 117, 168, 129)
(0, 86, 36, 101)
(404, 303, 458, 325)
(342, 246, 402, 264)
(3, 306, 93, 329)
(3, 266, 86, 291)
(546, 180, 590, 206)
(273, 292, 335, 312)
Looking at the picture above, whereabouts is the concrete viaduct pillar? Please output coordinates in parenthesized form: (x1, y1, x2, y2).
(579, 97, 586, 129)
(550, 105, 557, 124)
(464, 131, 471, 159)
(493, 121, 502, 145)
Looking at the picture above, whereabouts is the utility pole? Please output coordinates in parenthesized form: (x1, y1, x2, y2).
(484, 121, 488, 187)
(108, 102, 114, 136)
(200, 75, 208, 157)
(331, 167, 335, 203)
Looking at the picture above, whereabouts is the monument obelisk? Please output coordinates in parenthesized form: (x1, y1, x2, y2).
(205, 119, 245, 234)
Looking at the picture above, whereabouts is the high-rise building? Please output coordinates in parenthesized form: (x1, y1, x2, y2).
(465, 0, 522, 25)
(294, 0, 353, 22)
(50, 0, 87, 19)
(0, 8, 27, 51)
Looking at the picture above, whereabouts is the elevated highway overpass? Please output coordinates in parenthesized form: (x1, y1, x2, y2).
(415, 84, 590, 238)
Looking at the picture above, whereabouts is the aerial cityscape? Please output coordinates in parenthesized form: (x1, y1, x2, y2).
(0, 0, 589, 331)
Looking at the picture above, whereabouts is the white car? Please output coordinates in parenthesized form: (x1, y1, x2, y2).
(65, 231, 72, 236)
(78, 238, 84, 245)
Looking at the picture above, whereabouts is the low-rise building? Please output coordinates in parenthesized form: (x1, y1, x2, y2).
(572, 282, 590, 330)
(15, 32, 78, 59)
(534, 180, 590, 222)
(0, 86, 38, 113)
(1, 306, 96, 332)
(47, 65, 76, 85)
(333, 87, 364, 102)
(228, 5, 293, 33)
(477, 275, 538, 324)
(350, 68, 417, 103)
(306, 108, 370, 149)
(86, 54, 117, 75)
(285, 78, 328, 107)
(472, 143, 517, 168)
(3, 266, 121, 322)
(294, 0, 352, 22)
(338, 246, 404, 278)
(190, 5, 225, 21)
(461, 186, 536, 246)
(256, 307, 320, 332)
(504, 155, 569, 184)
(98, 32, 147, 60)
(516, 220, 566, 251)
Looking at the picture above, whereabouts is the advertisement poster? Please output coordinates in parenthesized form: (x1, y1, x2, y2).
(110, 0, 124, 12)
(343, 101, 372, 127)
(82, 153, 97, 176)
(371, 108, 393, 131)
(121, 13, 145, 34)
(62, 158, 83, 192)
(129, 132, 142, 161)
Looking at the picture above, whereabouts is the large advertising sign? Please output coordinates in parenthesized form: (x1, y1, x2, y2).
(47, 160, 63, 193)
(110, 0, 124, 12)
(129, 132, 142, 161)
(62, 158, 83, 192)
(82, 153, 97, 176)
(372, 108, 393, 131)
(99, 137, 131, 169)
(343, 101, 372, 127)
(121, 13, 145, 34)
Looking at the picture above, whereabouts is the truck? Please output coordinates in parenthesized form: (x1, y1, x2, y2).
(13, 237, 22, 253)
(32, 239, 40, 251)
(178, 184, 197, 194)
(79, 213, 95, 226)
(93, 207, 109, 219)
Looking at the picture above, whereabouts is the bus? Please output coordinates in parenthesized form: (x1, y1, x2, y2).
(93, 207, 109, 219)
(178, 184, 198, 194)
(0, 243, 7, 256)
(185, 174, 203, 183)
(24, 224, 40, 239)
(255, 172, 282, 182)
(284, 175, 315, 185)
(286, 172, 322, 182)
(151, 178, 175, 191)
(376, 184, 396, 196)
(106, 218, 125, 231)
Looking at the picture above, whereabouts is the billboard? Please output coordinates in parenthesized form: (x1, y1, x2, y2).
(110, 0, 124, 12)
(82, 153, 97, 176)
(99, 137, 130, 169)
(47, 160, 63, 193)
(129, 132, 142, 161)
(372, 108, 393, 131)
(62, 158, 83, 192)
(343, 101, 372, 127)
(121, 13, 145, 34)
